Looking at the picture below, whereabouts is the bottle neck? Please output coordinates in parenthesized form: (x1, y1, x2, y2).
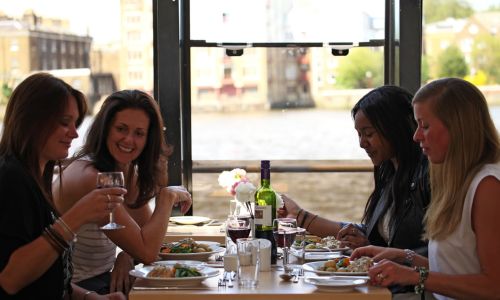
(261, 168, 270, 187)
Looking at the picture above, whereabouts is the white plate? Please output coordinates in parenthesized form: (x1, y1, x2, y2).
(170, 216, 211, 225)
(195, 241, 221, 248)
(305, 252, 345, 261)
(159, 245, 224, 261)
(304, 276, 367, 292)
(302, 261, 368, 276)
(305, 247, 350, 252)
(129, 265, 219, 286)
(153, 260, 206, 267)
(291, 249, 344, 261)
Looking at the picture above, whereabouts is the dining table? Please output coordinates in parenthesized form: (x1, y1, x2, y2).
(129, 267, 391, 300)
(129, 220, 391, 300)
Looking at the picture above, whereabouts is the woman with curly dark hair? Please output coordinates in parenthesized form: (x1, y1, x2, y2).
(54, 90, 192, 295)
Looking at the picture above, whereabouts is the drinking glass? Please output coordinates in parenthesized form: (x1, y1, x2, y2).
(237, 238, 260, 288)
(290, 227, 307, 274)
(97, 171, 125, 230)
(272, 218, 297, 269)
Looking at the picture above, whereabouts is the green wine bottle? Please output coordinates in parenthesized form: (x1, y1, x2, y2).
(254, 160, 278, 264)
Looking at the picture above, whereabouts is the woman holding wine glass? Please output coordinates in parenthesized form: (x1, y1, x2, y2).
(0, 73, 125, 299)
(53, 90, 192, 295)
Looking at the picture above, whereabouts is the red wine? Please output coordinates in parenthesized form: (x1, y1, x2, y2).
(228, 227, 251, 243)
(273, 231, 296, 248)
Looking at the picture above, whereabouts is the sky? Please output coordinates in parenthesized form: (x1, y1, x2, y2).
(0, 0, 120, 43)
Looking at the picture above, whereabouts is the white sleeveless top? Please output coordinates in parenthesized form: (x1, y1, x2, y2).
(429, 163, 500, 300)
(72, 222, 117, 282)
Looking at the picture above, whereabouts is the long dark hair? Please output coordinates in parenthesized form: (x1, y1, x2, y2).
(351, 86, 422, 225)
(0, 72, 87, 201)
(75, 90, 171, 208)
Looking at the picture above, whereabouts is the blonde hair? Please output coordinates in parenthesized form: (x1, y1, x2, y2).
(413, 78, 500, 240)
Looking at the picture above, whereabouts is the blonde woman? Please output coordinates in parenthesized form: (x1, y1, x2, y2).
(351, 78, 500, 300)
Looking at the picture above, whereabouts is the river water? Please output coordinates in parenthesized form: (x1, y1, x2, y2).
(72, 106, 500, 160)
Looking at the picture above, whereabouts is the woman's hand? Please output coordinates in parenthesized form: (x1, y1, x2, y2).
(70, 187, 127, 225)
(110, 251, 135, 294)
(368, 259, 419, 287)
(337, 224, 369, 249)
(350, 245, 405, 263)
(277, 194, 302, 218)
(158, 186, 192, 214)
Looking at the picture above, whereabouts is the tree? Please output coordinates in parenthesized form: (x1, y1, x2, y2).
(421, 55, 431, 83)
(472, 33, 500, 83)
(424, 0, 474, 23)
(335, 48, 383, 89)
(437, 46, 469, 78)
(1, 82, 12, 105)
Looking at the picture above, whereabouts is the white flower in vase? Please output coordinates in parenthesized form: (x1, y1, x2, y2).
(235, 181, 256, 215)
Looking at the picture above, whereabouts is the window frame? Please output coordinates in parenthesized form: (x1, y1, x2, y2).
(152, 0, 422, 214)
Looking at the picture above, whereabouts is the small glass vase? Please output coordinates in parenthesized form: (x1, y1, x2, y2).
(229, 198, 239, 216)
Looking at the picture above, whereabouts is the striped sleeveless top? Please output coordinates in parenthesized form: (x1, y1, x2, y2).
(71, 222, 116, 282)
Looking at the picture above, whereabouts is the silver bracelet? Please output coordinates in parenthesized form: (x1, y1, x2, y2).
(404, 249, 416, 267)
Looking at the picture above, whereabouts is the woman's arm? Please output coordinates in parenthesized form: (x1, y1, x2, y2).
(55, 162, 191, 264)
(1, 186, 123, 294)
(363, 176, 500, 299)
(424, 176, 500, 299)
(106, 186, 191, 264)
(278, 194, 344, 237)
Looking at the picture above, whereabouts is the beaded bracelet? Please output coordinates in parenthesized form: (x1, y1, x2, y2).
(404, 249, 416, 267)
(414, 266, 429, 295)
(56, 217, 77, 243)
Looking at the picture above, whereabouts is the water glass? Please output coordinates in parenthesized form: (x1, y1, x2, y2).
(291, 227, 307, 265)
(237, 238, 260, 288)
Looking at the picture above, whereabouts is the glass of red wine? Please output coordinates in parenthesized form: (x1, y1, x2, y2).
(273, 218, 297, 269)
(97, 171, 125, 230)
(226, 216, 251, 244)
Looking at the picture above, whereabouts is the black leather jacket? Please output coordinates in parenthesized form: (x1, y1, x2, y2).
(356, 154, 430, 256)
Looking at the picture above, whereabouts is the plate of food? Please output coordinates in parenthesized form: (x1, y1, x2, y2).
(304, 276, 367, 292)
(153, 260, 205, 267)
(302, 256, 373, 276)
(129, 263, 219, 286)
(170, 216, 211, 225)
(302, 236, 350, 252)
(159, 238, 224, 261)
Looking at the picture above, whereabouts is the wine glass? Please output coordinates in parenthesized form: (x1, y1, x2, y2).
(273, 218, 297, 270)
(97, 171, 125, 230)
(226, 215, 251, 244)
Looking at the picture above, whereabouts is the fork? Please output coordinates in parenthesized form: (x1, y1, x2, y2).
(218, 278, 226, 287)
(226, 271, 234, 288)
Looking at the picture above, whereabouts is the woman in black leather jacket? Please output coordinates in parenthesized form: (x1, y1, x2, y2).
(279, 85, 430, 256)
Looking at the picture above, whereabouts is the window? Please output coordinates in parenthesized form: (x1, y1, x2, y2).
(154, 0, 425, 221)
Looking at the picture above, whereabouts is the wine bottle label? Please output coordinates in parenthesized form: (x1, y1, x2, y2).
(254, 205, 272, 226)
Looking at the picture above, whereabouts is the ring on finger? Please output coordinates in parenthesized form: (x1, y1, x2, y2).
(106, 194, 111, 202)
(376, 273, 386, 280)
